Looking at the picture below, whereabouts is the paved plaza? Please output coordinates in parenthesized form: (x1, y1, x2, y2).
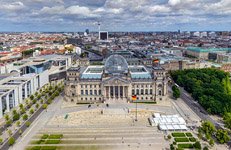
(10, 94, 203, 150)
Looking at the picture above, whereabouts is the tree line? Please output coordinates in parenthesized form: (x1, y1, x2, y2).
(170, 68, 231, 115)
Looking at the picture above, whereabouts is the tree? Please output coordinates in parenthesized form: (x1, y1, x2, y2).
(7, 129, 12, 136)
(8, 137, 15, 146)
(36, 103, 39, 109)
(172, 85, 180, 99)
(170, 68, 231, 115)
(30, 95, 34, 100)
(26, 121, 31, 127)
(170, 144, 174, 150)
(20, 108, 26, 114)
(6, 120, 12, 127)
(193, 141, 201, 149)
(215, 129, 230, 144)
(0, 137, 2, 143)
(16, 121, 20, 127)
(19, 130, 22, 136)
(23, 114, 28, 120)
(4, 114, 9, 121)
(42, 104, 48, 109)
(203, 147, 209, 150)
(19, 104, 24, 110)
(29, 108, 34, 114)
(201, 121, 216, 135)
(209, 138, 214, 146)
(13, 112, 20, 121)
(223, 112, 231, 130)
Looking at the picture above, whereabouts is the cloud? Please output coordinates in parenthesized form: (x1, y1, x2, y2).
(0, 1, 25, 12)
(0, 0, 230, 31)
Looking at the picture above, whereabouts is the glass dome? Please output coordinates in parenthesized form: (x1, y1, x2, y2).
(105, 55, 128, 74)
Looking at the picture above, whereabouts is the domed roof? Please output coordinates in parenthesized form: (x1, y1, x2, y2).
(105, 55, 128, 74)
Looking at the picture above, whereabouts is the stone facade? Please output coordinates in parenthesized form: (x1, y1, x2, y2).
(64, 55, 168, 104)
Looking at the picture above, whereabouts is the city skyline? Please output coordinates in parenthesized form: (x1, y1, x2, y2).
(0, 0, 231, 32)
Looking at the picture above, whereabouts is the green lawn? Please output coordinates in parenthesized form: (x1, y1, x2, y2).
(172, 133, 185, 137)
(174, 138, 189, 142)
(178, 143, 194, 149)
(189, 137, 197, 142)
(186, 132, 193, 137)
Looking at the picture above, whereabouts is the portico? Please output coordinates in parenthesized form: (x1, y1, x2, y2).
(104, 85, 128, 100)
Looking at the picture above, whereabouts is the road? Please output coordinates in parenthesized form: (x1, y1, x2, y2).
(179, 87, 222, 128)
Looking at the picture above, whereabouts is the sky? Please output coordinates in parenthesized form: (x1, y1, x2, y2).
(0, 0, 230, 32)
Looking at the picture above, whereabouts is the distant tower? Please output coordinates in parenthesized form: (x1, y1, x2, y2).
(98, 22, 101, 40)
(85, 29, 89, 34)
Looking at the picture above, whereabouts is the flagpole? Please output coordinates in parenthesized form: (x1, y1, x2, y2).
(135, 101, 137, 121)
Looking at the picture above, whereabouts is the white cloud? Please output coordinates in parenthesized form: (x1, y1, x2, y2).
(0, 2, 25, 11)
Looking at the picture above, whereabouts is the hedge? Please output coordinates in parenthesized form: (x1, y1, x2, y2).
(48, 134, 63, 139)
(41, 134, 49, 139)
(172, 133, 185, 137)
(40, 146, 57, 150)
(178, 144, 193, 149)
(174, 138, 189, 142)
(45, 140, 60, 144)
(189, 137, 197, 142)
(186, 133, 193, 137)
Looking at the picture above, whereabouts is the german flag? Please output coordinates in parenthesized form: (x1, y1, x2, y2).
(132, 95, 137, 101)
(153, 59, 159, 63)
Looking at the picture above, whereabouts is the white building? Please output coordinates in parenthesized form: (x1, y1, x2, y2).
(0, 70, 49, 118)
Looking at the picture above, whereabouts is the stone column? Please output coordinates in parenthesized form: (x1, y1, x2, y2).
(6, 94, 10, 112)
(24, 83, 28, 99)
(0, 98, 3, 118)
(123, 86, 125, 98)
(113, 86, 115, 98)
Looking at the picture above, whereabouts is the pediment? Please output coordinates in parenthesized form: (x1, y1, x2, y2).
(103, 77, 130, 85)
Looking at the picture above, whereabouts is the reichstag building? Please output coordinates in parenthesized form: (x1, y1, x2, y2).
(64, 55, 168, 103)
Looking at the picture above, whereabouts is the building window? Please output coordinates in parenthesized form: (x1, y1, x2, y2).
(141, 89, 144, 95)
(71, 85, 75, 88)
(81, 90, 84, 95)
(90, 90, 92, 95)
(94, 90, 97, 95)
(132, 89, 135, 95)
(137, 85, 139, 88)
(159, 90, 162, 96)
(85, 85, 87, 88)
(150, 89, 153, 95)
(145, 89, 148, 94)
(90, 98, 92, 100)
(85, 90, 88, 95)
(136, 89, 139, 95)
(72, 93, 75, 96)
(81, 85, 83, 88)
(94, 85, 96, 88)
(94, 98, 96, 100)
(90, 85, 92, 88)
(85, 98, 87, 100)
(81, 98, 83, 100)
(98, 90, 101, 95)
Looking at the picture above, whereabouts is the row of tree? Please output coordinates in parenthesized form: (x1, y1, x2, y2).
(172, 85, 180, 99)
(199, 121, 230, 145)
(170, 68, 231, 116)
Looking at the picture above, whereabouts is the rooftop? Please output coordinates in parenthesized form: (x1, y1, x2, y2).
(187, 47, 231, 53)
